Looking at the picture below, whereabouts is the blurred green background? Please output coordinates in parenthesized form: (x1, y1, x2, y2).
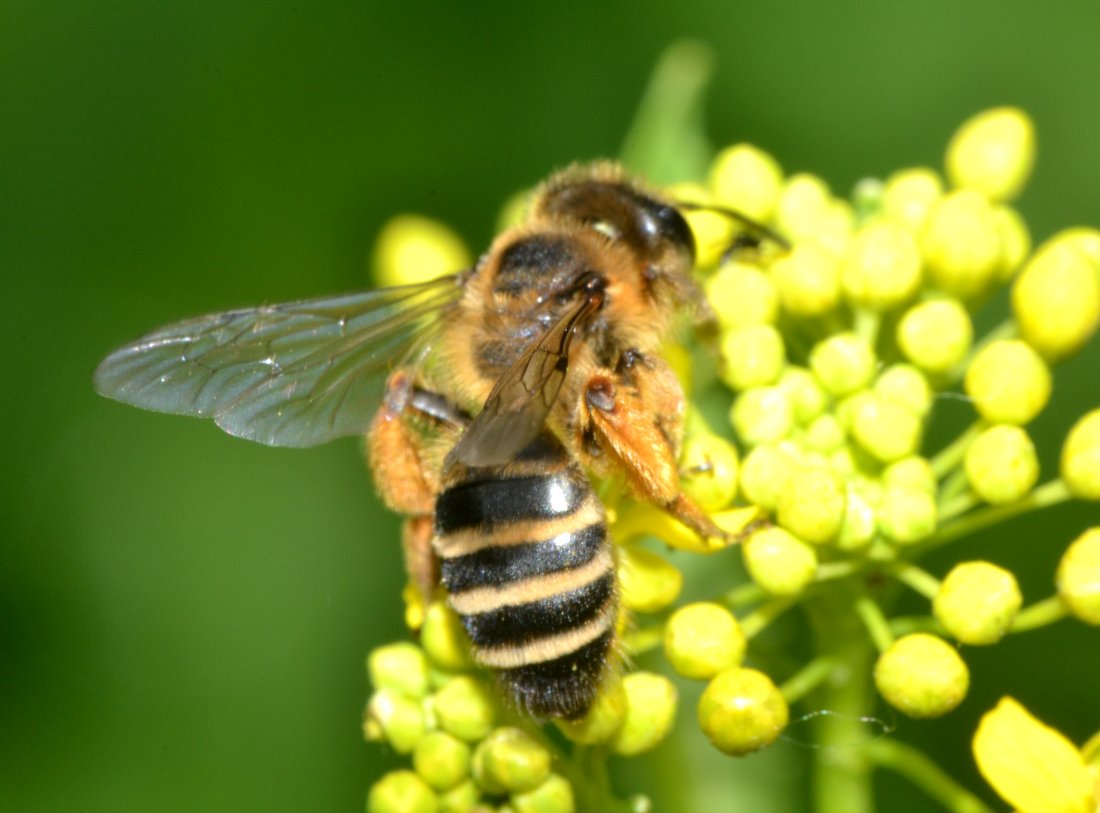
(3, 2, 1099, 811)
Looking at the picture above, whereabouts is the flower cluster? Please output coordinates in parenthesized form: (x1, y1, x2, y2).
(364, 599, 674, 813)
(363, 106, 1100, 813)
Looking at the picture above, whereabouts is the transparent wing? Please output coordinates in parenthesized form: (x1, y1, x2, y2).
(94, 275, 464, 447)
(449, 292, 601, 467)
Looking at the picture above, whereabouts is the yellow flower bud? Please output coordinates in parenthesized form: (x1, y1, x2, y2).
(434, 677, 496, 742)
(740, 443, 799, 511)
(878, 485, 937, 545)
(809, 333, 876, 396)
(776, 173, 832, 242)
(709, 143, 784, 221)
(874, 633, 969, 718)
(883, 167, 944, 233)
(945, 107, 1036, 202)
(874, 363, 933, 418)
(777, 365, 829, 425)
(436, 780, 479, 813)
(964, 424, 1039, 504)
(680, 433, 740, 512)
(370, 642, 432, 698)
(664, 602, 746, 680)
(719, 324, 787, 390)
(556, 679, 626, 745)
(897, 299, 974, 374)
(883, 456, 937, 495)
(1012, 238, 1100, 362)
(1061, 409, 1100, 500)
(964, 339, 1051, 425)
(373, 215, 472, 288)
(421, 601, 475, 671)
(367, 689, 428, 754)
(772, 244, 841, 317)
(403, 581, 427, 631)
(610, 672, 678, 755)
(705, 261, 780, 329)
(836, 485, 877, 551)
(1053, 226, 1100, 269)
(811, 199, 856, 257)
(848, 391, 923, 464)
(1057, 527, 1100, 624)
(743, 526, 818, 595)
(804, 413, 845, 452)
(414, 732, 472, 792)
(368, 770, 439, 813)
(697, 668, 789, 756)
(921, 190, 1003, 299)
(777, 466, 846, 545)
(510, 774, 575, 813)
(730, 386, 794, 446)
(933, 561, 1022, 645)
(841, 220, 922, 310)
(471, 728, 551, 794)
(828, 445, 858, 479)
(618, 545, 683, 613)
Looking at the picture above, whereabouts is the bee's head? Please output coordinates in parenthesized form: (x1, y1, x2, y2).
(534, 165, 698, 310)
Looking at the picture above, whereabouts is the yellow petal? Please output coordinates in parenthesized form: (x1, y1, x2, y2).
(973, 697, 1094, 813)
(1082, 730, 1100, 767)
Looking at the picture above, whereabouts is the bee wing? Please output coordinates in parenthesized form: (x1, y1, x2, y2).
(94, 275, 464, 447)
(449, 293, 600, 467)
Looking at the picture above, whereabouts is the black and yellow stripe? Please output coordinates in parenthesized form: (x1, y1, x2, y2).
(434, 432, 615, 719)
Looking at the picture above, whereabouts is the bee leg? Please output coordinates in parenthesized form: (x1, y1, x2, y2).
(401, 515, 439, 610)
(368, 370, 470, 599)
(368, 371, 438, 516)
(582, 372, 732, 542)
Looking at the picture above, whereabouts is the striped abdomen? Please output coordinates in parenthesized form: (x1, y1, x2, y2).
(433, 434, 615, 719)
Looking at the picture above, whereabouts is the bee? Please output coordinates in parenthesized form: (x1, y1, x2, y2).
(95, 163, 778, 719)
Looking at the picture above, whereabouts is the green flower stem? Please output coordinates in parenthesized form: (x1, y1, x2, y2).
(930, 422, 982, 479)
(853, 307, 882, 351)
(807, 587, 878, 813)
(624, 624, 665, 655)
(938, 490, 977, 522)
(853, 594, 895, 652)
(779, 657, 839, 704)
(815, 561, 865, 583)
(741, 596, 797, 639)
(719, 580, 769, 610)
(936, 466, 972, 514)
(1010, 595, 1069, 633)
(888, 614, 947, 638)
(557, 745, 633, 813)
(864, 738, 995, 813)
(890, 562, 942, 601)
(918, 478, 1072, 554)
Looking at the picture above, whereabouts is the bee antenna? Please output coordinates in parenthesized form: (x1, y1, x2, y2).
(677, 201, 792, 253)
